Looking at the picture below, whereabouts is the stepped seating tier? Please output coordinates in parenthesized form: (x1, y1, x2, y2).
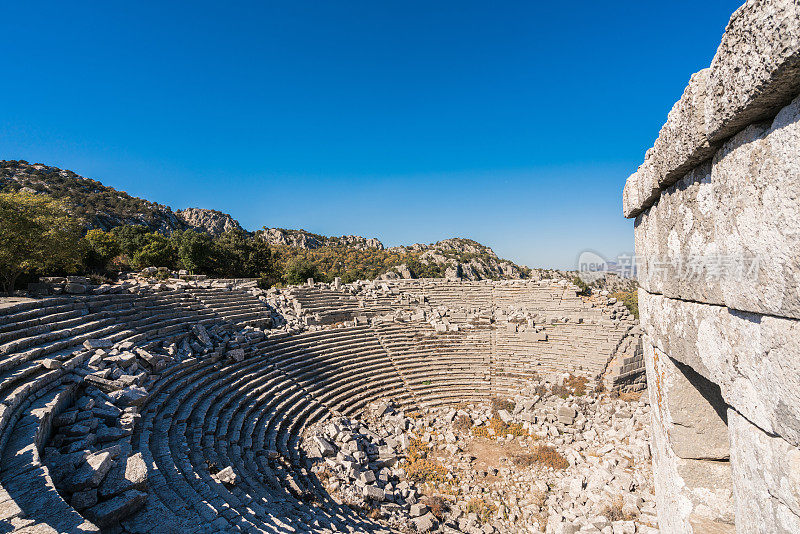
(0, 278, 637, 532)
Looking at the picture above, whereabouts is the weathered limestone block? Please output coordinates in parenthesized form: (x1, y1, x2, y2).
(65, 451, 114, 492)
(660, 357, 729, 461)
(705, 0, 800, 142)
(634, 95, 800, 319)
(640, 289, 800, 449)
(728, 409, 800, 533)
(644, 339, 736, 533)
(623, 0, 800, 218)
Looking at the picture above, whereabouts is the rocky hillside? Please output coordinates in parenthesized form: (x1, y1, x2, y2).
(0, 160, 185, 233)
(1, 159, 534, 281)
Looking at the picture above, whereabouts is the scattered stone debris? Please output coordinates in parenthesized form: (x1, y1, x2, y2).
(303, 375, 657, 533)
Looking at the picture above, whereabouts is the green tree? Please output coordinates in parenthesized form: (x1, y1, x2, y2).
(0, 191, 83, 294)
(282, 256, 323, 285)
(171, 229, 218, 273)
(82, 229, 120, 272)
(111, 225, 150, 257)
(132, 233, 176, 269)
(215, 230, 279, 281)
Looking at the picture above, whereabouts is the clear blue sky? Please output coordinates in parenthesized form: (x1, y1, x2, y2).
(1, 1, 742, 269)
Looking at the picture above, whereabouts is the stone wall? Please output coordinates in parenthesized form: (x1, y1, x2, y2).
(623, 1, 800, 532)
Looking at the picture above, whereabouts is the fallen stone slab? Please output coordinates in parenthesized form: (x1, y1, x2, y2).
(192, 324, 212, 347)
(315, 436, 336, 457)
(84, 374, 124, 393)
(108, 386, 148, 408)
(99, 453, 148, 499)
(85, 489, 147, 528)
(65, 451, 114, 492)
(412, 512, 438, 532)
(362, 484, 384, 501)
(97, 426, 132, 443)
(213, 466, 237, 486)
(227, 348, 245, 362)
(84, 339, 113, 350)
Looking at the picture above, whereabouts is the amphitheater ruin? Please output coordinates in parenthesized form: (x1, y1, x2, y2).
(0, 273, 648, 533)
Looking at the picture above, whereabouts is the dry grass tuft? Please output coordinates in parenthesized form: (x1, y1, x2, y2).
(552, 374, 589, 398)
(466, 497, 497, 523)
(405, 438, 448, 484)
(406, 457, 448, 484)
(471, 417, 527, 439)
(453, 414, 472, 433)
(512, 445, 569, 470)
(491, 397, 515, 413)
(602, 496, 638, 522)
(423, 495, 448, 519)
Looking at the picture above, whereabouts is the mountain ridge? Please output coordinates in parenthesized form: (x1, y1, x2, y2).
(1, 159, 531, 280)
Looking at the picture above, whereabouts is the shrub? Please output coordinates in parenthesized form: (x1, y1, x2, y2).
(423, 495, 448, 519)
(453, 415, 472, 433)
(465, 498, 497, 523)
(572, 275, 590, 296)
(602, 496, 637, 522)
(611, 290, 639, 319)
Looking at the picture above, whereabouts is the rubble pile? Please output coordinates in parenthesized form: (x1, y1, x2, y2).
(303, 375, 658, 533)
(42, 322, 248, 527)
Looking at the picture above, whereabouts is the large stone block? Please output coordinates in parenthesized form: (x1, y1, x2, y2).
(634, 94, 800, 319)
(640, 290, 800, 449)
(728, 409, 800, 533)
(705, 0, 800, 142)
(644, 339, 736, 533)
(623, 0, 800, 218)
(650, 70, 716, 188)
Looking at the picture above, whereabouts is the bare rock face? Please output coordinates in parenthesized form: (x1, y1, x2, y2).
(259, 227, 325, 249)
(176, 207, 244, 237)
(257, 228, 385, 250)
(326, 235, 385, 250)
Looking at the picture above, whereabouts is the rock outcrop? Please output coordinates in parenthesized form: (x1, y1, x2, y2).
(175, 207, 244, 236)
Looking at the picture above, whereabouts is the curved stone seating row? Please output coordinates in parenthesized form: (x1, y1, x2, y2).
(0, 380, 100, 533)
(0, 278, 637, 532)
(0, 289, 255, 533)
(287, 287, 361, 315)
(252, 326, 416, 413)
(129, 331, 392, 533)
(488, 319, 635, 393)
(373, 323, 493, 407)
(187, 287, 272, 327)
(387, 278, 592, 315)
